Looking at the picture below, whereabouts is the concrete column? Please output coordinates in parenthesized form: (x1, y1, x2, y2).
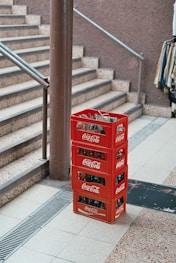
(50, 0, 73, 180)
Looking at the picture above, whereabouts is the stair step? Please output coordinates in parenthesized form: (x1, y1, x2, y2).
(0, 58, 84, 109)
(0, 14, 25, 25)
(1, 118, 44, 143)
(72, 67, 97, 86)
(0, 128, 44, 168)
(0, 156, 49, 208)
(0, 24, 39, 37)
(0, 62, 99, 88)
(0, 46, 50, 67)
(1, 35, 50, 49)
(111, 102, 143, 122)
(72, 57, 83, 69)
(0, 45, 81, 69)
(0, 96, 42, 120)
(0, 151, 48, 185)
(0, 60, 49, 88)
(0, 97, 43, 136)
(0, 80, 43, 109)
(1, 78, 110, 111)
(72, 79, 112, 106)
(0, 118, 50, 168)
(0, 5, 12, 15)
(72, 91, 127, 114)
(0, 56, 83, 109)
(0, 68, 104, 121)
(1, 38, 83, 57)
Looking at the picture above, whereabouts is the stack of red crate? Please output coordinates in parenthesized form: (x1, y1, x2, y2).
(71, 109, 128, 223)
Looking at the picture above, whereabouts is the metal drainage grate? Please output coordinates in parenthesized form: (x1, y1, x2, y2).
(0, 190, 72, 262)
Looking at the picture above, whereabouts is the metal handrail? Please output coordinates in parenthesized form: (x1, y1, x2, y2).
(73, 7, 144, 104)
(0, 42, 49, 159)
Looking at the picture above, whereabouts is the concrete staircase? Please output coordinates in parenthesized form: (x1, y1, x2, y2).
(0, 1, 144, 207)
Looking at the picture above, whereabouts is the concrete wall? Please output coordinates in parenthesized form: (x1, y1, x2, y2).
(14, 0, 175, 106)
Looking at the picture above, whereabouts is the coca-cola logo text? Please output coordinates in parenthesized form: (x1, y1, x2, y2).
(85, 206, 98, 215)
(115, 204, 124, 218)
(82, 133, 100, 144)
(115, 182, 125, 194)
(82, 159, 101, 170)
(81, 183, 100, 194)
(116, 159, 125, 169)
(116, 133, 125, 143)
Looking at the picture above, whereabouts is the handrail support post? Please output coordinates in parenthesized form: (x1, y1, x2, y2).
(137, 54, 143, 105)
(42, 87, 48, 160)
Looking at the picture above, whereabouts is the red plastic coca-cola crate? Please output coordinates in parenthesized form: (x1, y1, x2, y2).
(72, 165, 128, 200)
(71, 109, 128, 148)
(73, 190, 127, 223)
(72, 141, 128, 174)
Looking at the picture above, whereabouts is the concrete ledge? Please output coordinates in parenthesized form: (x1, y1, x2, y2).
(26, 15, 41, 25)
(12, 5, 27, 15)
(82, 56, 99, 68)
(128, 91, 146, 105)
(112, 79, 130, 93)
(39, 24, 50, 35)
(124, 104, 143, 122)
(72, 45, 85, 57)
(97, 68, 115, 80)
(143, 104, 171, 118)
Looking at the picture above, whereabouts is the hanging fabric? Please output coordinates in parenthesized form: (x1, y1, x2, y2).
(154, 39, 176, 117)
(154, 40, 176, 92)
(154, 1, 176, 117)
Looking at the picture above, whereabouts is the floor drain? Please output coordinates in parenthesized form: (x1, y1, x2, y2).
(0, 190, 72, 262)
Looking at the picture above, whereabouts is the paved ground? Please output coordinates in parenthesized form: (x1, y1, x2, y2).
(0, 115, 175, 263)
(105, 169, 176, 263)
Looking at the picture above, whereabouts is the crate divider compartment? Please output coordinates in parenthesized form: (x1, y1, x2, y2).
(71, 108, 128, 148)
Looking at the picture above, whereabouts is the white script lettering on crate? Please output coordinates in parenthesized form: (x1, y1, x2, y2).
(81, 183, 100, 194)
(85, 206, 98, 215)
(115, 182, 125, 194)
(115, 204, 124, 218)
(84, 206, 106, 217)
(116, 133, 125, 143)
(82, 159, 101, 169)
(82, 133, 100, 143)
(116, 159, 125, 169)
